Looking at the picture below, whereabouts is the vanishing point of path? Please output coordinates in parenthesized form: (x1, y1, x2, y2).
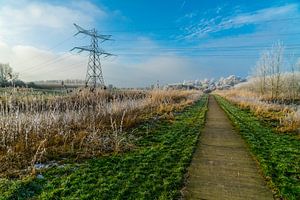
(184, 95, 273, 200)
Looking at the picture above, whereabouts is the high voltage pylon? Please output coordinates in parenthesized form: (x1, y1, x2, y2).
(71, 23, 113, 89)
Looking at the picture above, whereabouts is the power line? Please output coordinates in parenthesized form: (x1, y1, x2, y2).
(113, 52, 300, 58)
(12, 23, 300, 74)
(100, 17, 300, 33)
(18, 53, 74, 73)
(13, 36, 74, 71)
(71, 23, 114, 89)
(19, 60, 87, 80)
(107, 44, 300, 51)
(18, 43, 300, 69)
(17, 44, 300, 75)
(15, 38, 300, 76)
(114, 31, 300, 43)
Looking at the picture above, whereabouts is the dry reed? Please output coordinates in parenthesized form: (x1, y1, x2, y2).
(0, 88, 201, 177)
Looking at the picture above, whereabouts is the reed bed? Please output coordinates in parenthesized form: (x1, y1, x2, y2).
(0, 88, 201, 177)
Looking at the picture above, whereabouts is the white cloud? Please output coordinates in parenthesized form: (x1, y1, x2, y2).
(223, 4, 297, 25)
(0, 39, 86, 81)
(183, 4, 298, 39)
(0, 0, 107, 43)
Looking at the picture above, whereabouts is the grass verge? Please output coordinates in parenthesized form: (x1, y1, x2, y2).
(215, 95, 300, 200)
(0, 95, 208, 200)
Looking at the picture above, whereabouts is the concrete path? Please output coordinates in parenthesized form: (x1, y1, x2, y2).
(184, 95, 273, 200)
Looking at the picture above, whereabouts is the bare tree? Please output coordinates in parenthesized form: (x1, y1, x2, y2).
(0, 63, 13, 82)
(252, 42, 284, 100)
(286, 54, 299, 102)
(0, 63, 19, 87)
(254, 51, 269, 95)
(267, 42, 284, 100)
(296, 59, 300, 99)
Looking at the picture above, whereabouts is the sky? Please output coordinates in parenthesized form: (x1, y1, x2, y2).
(0, 0, 300, 87)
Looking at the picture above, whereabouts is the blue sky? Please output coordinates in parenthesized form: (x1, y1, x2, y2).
(0, 0, 300, 87)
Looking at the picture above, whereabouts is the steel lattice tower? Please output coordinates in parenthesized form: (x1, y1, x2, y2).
(71, 24, 113, 89)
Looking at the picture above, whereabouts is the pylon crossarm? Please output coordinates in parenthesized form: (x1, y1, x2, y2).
(71, 23, 113, 89)
(70, 46, 92, 53)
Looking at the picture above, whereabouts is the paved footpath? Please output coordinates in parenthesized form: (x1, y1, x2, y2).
(184, 95, 273, 200)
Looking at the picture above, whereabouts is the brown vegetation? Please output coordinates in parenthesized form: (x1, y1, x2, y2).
(216, 88, 300, 134)
(0, 88, 201, 177)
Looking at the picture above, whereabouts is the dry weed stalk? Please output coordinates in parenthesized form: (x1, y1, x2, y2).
(31, 138, 47, 175)
(0, 88, 201, 177)
(216, 89, 300, 133)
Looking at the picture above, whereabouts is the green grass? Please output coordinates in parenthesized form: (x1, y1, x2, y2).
(0, 95, 208, 200)
(215, 95, 300, 200)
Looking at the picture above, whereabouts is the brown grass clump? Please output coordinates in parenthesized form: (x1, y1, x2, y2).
(0, 88, 202, 177)
(215, 89, 300, 134)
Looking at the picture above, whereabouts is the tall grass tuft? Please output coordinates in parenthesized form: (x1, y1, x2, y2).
(0, 88, 201, 177)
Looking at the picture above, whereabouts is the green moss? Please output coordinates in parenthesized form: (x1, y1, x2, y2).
(0, 95, 208, 200)
(215, 95, 300, 200)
